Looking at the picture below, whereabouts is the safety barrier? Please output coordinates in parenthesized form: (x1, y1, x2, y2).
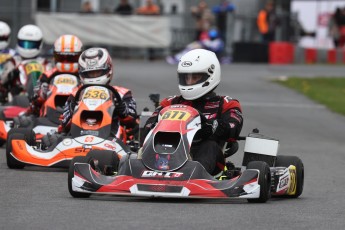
(269, 42, 345, 65)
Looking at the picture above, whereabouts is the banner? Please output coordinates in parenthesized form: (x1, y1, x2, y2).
(35, 12, 171, 48)
(292, 0, 345, 49)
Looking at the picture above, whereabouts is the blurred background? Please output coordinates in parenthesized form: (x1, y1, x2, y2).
(2, 0, 345, 64)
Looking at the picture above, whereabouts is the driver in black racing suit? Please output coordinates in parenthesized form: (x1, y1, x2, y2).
(142, 49, 243, 176)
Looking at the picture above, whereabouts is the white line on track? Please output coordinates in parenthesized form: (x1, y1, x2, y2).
(241, 102, 325, 109)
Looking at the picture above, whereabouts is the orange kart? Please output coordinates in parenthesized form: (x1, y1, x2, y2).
(0, 73, 80, 142)
(6, 84, 129, 169)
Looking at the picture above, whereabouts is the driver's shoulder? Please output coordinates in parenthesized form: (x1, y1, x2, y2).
(160, 95, 181, 107)
(220, 96, 242, 111)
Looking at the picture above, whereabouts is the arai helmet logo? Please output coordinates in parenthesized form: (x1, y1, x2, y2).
(87, 59, 97, 66)
(181, 61, 192, 67)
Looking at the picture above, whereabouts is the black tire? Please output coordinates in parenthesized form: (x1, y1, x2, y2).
(11, 95, 30, 107)
(275, 155, 304, 198)
(6, 133, 26, 169)
(68, 156, 91, 198)
(7, 128, 36, 146)
(0, 139, 5, 147)
(86, 150, 119, 173)
(247, 161, 271, 203)
(12, 115, 33, 128)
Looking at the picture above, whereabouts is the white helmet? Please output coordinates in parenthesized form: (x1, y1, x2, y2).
(177, 49, 221, 100)
(0, 21, 11, 50)
(78, 48, 113, 85)
(54, 35, 83, 73)
(17, 24, 43, 59)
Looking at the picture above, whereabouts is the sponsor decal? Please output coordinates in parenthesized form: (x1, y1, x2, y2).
(104, 143, 116, 151)
(80, 130, 99, 136)
(54, 75, 77, 86)
(74, 147, 90, 153)
(155, 154, 170, 170)
(170, 105, 187, 108)
(141, 170, 183, 178)
(84, 136, 94, 143)
(63, 138, 73, 146)
(161, 110, 191, 121)
(181, 61, 192, 67)
(287, 166, 297, 195)
(278, 175, 289, 189)
(24, 62, 44, 74)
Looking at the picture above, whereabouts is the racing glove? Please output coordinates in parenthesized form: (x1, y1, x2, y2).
(61, 95, 76, 128)
(200, 119, 230, 140)
(114, 100, 128, 118)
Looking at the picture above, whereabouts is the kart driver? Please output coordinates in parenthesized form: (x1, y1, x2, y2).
(143, 49, 243, 176)
(59, 47, 137, 137)
(26, 34, 83, 116)
(0, 21, 18, 102)
(1, 24, 52, 102)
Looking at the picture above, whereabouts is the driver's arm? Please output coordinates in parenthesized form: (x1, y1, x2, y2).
(118, 90, 137, 128)
(208, 97, 243, 142)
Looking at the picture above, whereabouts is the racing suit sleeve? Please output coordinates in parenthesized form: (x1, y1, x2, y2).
(58, 95, 76, 134)
(213, 97, 243, 141)
(26, 73, 50, 116)
(3, 68, 20, 95)
(117, 90, 137, 128)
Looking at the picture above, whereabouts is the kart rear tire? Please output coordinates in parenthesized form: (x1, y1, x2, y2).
(247, 161, 271, 203)
(275, 155, 304, 198)
(86, 150, 119, 173)
(68, 156, 91, 198)
(6, 133, 26, 169)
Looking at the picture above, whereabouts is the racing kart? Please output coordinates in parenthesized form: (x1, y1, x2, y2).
(0, 73, 80, 142)
(68, 104, 304, 202)
(6, 84, 129, 169)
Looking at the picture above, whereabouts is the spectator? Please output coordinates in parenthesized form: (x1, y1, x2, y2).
(338, 7, 345, 47)
(212, 0, 235, 41)
(136, 0, 161, 60)
(328, 8, 341, 48)
(136, 0, 160, 15)
(114, 0, 133, 15)
(257, 1, 276, 43)
(166, 28, 225, 65)
(80, 1, 94, 14)
(191, 1, 215, 40)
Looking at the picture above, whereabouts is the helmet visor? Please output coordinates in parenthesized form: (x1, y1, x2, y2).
(178, 73, 210, 86)
(80, 68, 110, 79)
(0, 35, 9, 41)
(18, 39, 42, 49)
(54, 52, 81, 63)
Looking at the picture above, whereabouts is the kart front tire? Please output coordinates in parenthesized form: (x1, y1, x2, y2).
(7, 128, 36, 146)
(275, 155, 304, 198)
(68, 156, 91, 198)
(6, 133, 26, 169)
(86, 150, 119, 173)
(247, 161, 271, 203)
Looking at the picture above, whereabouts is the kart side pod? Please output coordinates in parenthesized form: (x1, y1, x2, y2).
(242, 133, 279, 167)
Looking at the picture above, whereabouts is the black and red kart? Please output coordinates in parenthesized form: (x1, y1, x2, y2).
(68, 105, 304, 202)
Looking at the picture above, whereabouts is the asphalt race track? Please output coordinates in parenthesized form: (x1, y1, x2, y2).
(1, 61, 345, 230)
